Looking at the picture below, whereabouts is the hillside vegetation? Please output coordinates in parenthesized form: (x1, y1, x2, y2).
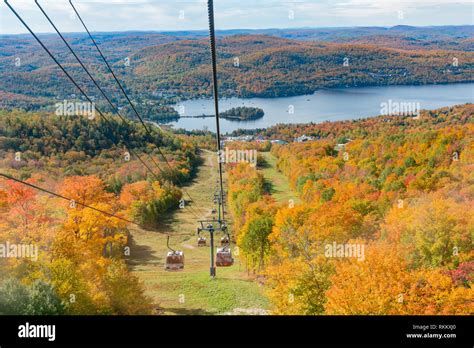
(227, 104, 474, 314)
(1, 28, 473, 111)
(129, 35, 473, 98)
(0, 109, 215, 314)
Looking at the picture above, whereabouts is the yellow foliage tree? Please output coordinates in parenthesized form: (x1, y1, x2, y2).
(325, 243, 473, 315)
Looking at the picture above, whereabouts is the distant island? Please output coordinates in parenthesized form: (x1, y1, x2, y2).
(178, 106, 265, 121)
(220, 107, 264, 120)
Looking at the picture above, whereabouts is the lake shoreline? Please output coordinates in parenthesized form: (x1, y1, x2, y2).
(163, 83, 473, 133)
(168, 81, 474, 104)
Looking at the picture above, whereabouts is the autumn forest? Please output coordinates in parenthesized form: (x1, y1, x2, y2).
(0, 17, 473, 320)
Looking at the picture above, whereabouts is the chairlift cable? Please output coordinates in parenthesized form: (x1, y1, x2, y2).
(34, 0, 204, 220)
(68, 0, 207, 219)
(0, 173, 193, 240)
(4, 0, 234, 273)
(207, 0, 226, 222)
(4, 0, 202, 221)
(3, 1, 154, 181)
(0, 173, 136, 225)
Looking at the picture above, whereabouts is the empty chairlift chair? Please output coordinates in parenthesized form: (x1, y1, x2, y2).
(216, 247, 234, 267)
(165, 236, 184, 271)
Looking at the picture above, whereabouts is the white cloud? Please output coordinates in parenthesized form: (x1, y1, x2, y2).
(0, 0, 472, 35)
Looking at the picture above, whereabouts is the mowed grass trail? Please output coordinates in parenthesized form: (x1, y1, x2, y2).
(260, 152, 300, 204)
(127, 150, 269, 315)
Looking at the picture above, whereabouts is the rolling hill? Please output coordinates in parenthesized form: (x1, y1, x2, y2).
(0, 26, 473, 113)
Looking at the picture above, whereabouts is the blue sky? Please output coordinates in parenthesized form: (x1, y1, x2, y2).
(1, 0, 472, 35)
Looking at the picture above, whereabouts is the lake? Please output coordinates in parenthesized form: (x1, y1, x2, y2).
(163, 83, 474, 134)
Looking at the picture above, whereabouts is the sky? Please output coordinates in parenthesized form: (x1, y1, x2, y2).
(0, 0, 473, 35)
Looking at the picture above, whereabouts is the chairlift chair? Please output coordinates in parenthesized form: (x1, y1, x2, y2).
(197, 227, 207, 247)
(220, 235, 230, 247)
(197, 236, 207, 247)
(165, 236, 184, 271)
(216, 247, 234, 267)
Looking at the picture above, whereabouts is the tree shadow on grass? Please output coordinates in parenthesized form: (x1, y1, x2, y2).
(160, 307, 213, 315)
(257, 156, 271, 169)
(263, 178, 275, 195)
(136, 210, 190, 234)
(126, 233, 162, 267)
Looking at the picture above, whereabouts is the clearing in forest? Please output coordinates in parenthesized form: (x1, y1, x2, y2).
(127, 150, 269, 315)
(260, 152, 300, 205)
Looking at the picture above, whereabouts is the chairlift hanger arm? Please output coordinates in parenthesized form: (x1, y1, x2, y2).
(166, 236, 176, 253)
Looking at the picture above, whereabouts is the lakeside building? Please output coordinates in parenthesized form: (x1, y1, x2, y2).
(224, 135, 254, 142)
(271, 139, 288, 145)
(294, 134, 315, 143)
